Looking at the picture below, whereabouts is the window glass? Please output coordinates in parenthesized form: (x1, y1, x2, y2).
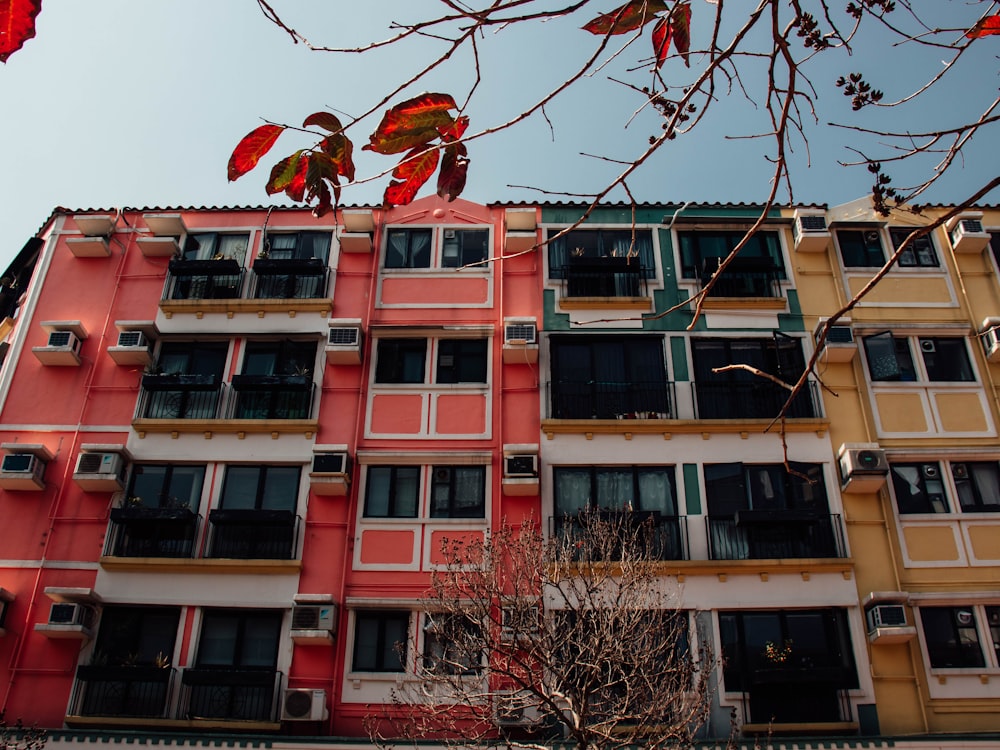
(436, 339, 488, 383)
(890, 463, 948, 514)
(93, 606, 180, 666)
(220, 466, 300, 511)
(890, 228, 938, 267)
(919, 337, 974, 381)
(547, 229, 656, 279)
(704, 462, 827, 515)
(364, 466, 420, 518)
(987, 607, 1000, 666)
(422, 613, 481, 674)
(441, 229, 488, 268)
(554, 466, 677, 516)
(157, 342, 228, 378)
(265, 231, 330, 262)
(429, 466, 486, 518)
(375, 339, 427, 383)
(353, 611, 409, 672)
(676, 230, 784, 279)
(920, 607, 985, 668)
(863, 332, 916, 381)
(837, 228, 885, 267)
(197, 610, 281, 668)
(385, 229, 432, 268)
(183, 233, 250, 264)
(953, 462, 1000, 512)
(128, 464, 205, 509)
(241, 341, 316, 376)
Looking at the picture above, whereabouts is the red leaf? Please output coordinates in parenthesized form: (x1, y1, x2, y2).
(0, 0, 41, 63)
(383, 146, 440, 207)
(302, 111, 344, 133)
(266, 150, 304, 195)
(228, 124, 284, 181)
(320, 133, 356, 181)
(438, 115, 469, 141)
(285, 153, 309, 203)
(377, 93, 457, 136)
(306, 176, 334, 217)
(364, 126, 440, 156)
(651, 16, 672, 68)
(967, 15, 1000, 38)
(671, 2, 691, 66)
(437, 142, 469, 202)
(582, 0, 668, 35)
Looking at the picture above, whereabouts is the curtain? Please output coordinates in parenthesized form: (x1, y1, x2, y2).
(555, 470, 591, 515)
(638, 470, 675, 514)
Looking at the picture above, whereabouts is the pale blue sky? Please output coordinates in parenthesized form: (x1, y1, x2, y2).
(0, 1, 996, 267)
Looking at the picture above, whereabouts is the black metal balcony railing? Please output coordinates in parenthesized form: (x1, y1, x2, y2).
(547, 380, 674, 420)
(250, 258, 329, 300)
(227, 375, 314, 419)
(560, 258, 649, 298)
(692, 380, 819, 419)
(136, 374, 224, 419)
(549, 513, 687, 561)
(707, 513, 845, 560)
(181, 668, 282, 722)
(700, 258, 783, 299)
(165, 259, 245, 301)
(104, 507, 199, 558)
(70, 665, 175, 719)
(207, 509, 299, 560)
(744, 667, 853, 725)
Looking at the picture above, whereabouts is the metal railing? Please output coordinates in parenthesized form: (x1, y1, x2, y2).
(692, 380, 819, 419)
(249, 261, 329, 300)
(558, 259, 650, 298)
(135, 378, 315, 421)
(103, 508, 200, 558)
(225, 377, 315, 420)
(163, 260, 245, 301)
(549, 514, 687, 561)
(69, 665, 176, 718)
(701, 269, 782, 298)
(180, 669, 282, 722)
(546, 380, 674, 420)
(707, 513, 845, 560)
(135, 375, 225, 420)
(742, 670, 853, 725)
(207, 510, 300, 560)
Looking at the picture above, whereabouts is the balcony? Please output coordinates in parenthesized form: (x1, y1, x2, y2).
(105, 506, 199, 558)
(558, 257, 649, 300)
(137, 374, 223, 419)
(249, 258, 329, 300)
(69, 665, 175, 719)
(707, 513, 845, 560)
(743, 667, 855, 729)
(164, 259, 244, 301)
(228, 374, 314, 419)
(207, 509, 299, 560)
(180, 668, 282, 722)
(547, 380, 674, 420)
(692, 380, 819, 420)
(549, 513, 687, 561)
(701, 257, 782, 299)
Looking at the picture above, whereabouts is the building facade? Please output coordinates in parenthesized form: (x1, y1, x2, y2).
(0, 197, 995, 750)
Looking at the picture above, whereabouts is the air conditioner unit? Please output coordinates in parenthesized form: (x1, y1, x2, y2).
(281, 688, 328, 721)
(839, 443, 889, 493)
(312, 452, 349, 474)
(326, 323, 363, 364)
(35, 325, 84, 364)
(48, 602, 94, 628)
(501, 604, 541, 642)
(504, 323, 537, 346)
(73, 451, 127, 491)
(814, 318, 856, 363)
(291, 604, 337, 633)
(793, 210, 831, 253)
(47, 330, 81, 353)
(949, 214, 991, 253)
(2, 453, 41, 476)
(866, 604, 907, 632)
(495, 691, 545, 727)
(116, 331, 148, 349)
(980, 318, 1000, 363)
(504, 454, 538, 478)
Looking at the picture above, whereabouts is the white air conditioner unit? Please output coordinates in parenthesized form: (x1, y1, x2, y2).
(0, 453, 46, 490)
(505, 323, 537, 346)
(49, 330, 80, 350)
(504, 454, 538, 478)
(281, 688, 328, 721)
(48, 602, 94, 628)
(495, 691, 545, 727)
(116, 331, 148, 349)
(503, 319, 539, 364)
(326, 322, 363, 364)
(814, 318, 856, 363)
(73, 451, 127, 491)
(948, 213, 991, 254)
(309, 450, 352, 497)
(312, 452, 349, 475)
(867, 604, 907, 631)
(980, 318, 1000, 363)
(793, 210, 831, 253)
(291, 604, 337, 633)
(839, 442, 889, 493)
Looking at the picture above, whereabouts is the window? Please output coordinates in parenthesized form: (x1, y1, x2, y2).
(422, 613, 481, 674)
(837, 228, 885, 267)
(863, 333, 974, 382)
(111, 464, 204, 558)
(156, 341, 228, 379)
(890, 461, 1000, 514)
(141, 342, 227, 419)
(219, 465, 300, 512)
(386, 228, 432, 268)
(441, 229, 488, 268)
(718, 609, 858, 723)
(991, 232, 1000, 270)
(375, 338, 488, 385)
(263, 231, 331, 263)
(891, 228, 938, 267)
(127, 464, 205, 510)
(385, 227, 489, 269)
(704, 463, 840, 559)
(549, 336, 669, 419)
(182, 232, 250, 264)
(210, 466, 301, 559)
(241, 340, 315, 377)
(919, 606, 986, 668)
(92, 606, 180, 668)
(430, 466, 485, 518)
(677, 229, 784, 281)
(691, 335, 814, 419)
(364, 466, 420, 518)
(547, 228, 656, 279)
(353, 610, 409, 672)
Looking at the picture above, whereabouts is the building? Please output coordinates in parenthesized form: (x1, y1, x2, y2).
(0, 197, 995, 750)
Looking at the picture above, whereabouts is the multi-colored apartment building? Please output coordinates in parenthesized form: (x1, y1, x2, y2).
(0, 195, 995, 750)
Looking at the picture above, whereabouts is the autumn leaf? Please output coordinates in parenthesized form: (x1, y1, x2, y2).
(967, 15, 1000, 38)
(671, 2, 691, 66)
(228, 124, 285, 181)
(302, 111, 344, 133)
(651, 16, 672, 68)
(582, 0, 668, 35)
(438, 115, 469, 141)
(266, 150, 305, 195)
(0, 0, 42, 63)
(320, 134, 356, 181)
(364, 126, 441, 156)
(307, 178, 334, 217)
(282, 153, 310, 202)
(384, 145, 440, 206)
(437, 141, 469, 202)
(374, 92, 458, 136)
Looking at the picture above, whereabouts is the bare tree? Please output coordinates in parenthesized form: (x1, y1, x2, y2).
(365, 515, 717, 750)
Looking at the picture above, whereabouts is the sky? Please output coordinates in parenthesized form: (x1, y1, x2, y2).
(0, 1, 997, 269)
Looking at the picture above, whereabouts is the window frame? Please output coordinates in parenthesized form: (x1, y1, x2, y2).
(918, 605, 989, 670)
(352, 610, 411, 673)
(890, 227, 939, 268)
(552, 465, 679, 517)
(262, 230, 331, 263)
(862, 332, 975, 383)
(429, 465, 486, 519)
(195, 609, 283, 670)
(384, 226, 490, 270)
(374, 337, 489, 386)
(675, 228, 786, 280)
(218, 465, 302, 512)
(835, 227, 886, 268)
(126, 463, 206, 510)
(421, 612, 483, 675)
(182, 232, 250, 265)
(546, 227, 658, 280)
(363, 465, 420, 518)
(889, 460, 1000, 515)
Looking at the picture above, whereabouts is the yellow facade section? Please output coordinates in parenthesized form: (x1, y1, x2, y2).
(845, 274, 953, 304)
(873, 392, 928, 432)
(901, 526, 959, 561)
